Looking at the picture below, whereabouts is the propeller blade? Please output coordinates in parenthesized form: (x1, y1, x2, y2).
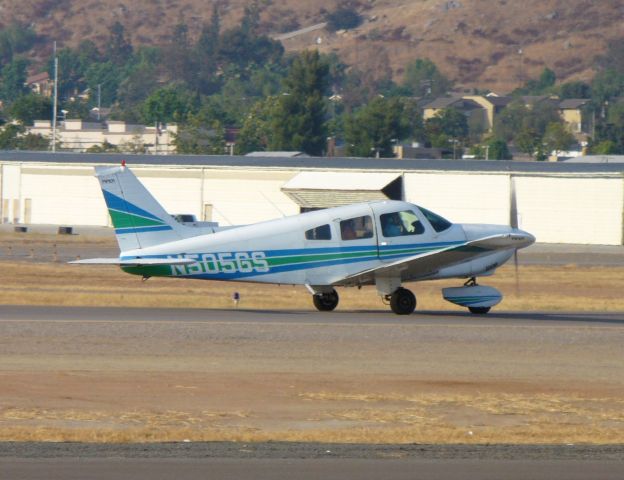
(514, 249, 519, 295)
(510, 175, 518, 229)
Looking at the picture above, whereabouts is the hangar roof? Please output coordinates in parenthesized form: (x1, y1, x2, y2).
(282, 172, 402, 208)
(1, 151, 624, 174)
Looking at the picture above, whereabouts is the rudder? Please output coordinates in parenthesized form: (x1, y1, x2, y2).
(95, 164, 189, 251)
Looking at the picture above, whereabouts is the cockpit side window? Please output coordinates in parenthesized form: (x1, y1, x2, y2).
(305, 224, 332, 240)
(381, 210, 425, 237)
(419, 206, 452, 232)
(340, 215, 374, 241)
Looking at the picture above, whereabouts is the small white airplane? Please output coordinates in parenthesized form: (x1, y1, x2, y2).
(72, 163, 535, 315)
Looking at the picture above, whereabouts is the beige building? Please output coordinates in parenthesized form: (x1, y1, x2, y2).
(1, 152, 623, 245)
(27, 120, 178, 154)
(423, 95, 590, 135)
(558, 99, 590, 134)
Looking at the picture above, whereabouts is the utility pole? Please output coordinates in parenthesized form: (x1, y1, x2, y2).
(51, 42, 58, 152)
(97, 84, 101, 121)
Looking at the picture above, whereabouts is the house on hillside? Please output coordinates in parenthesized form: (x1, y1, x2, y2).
(463, 95, 513, 131)
(26, 72, 53, 97)
(422, 97, 487, 130)
(423, 94, 591, 137)
(558, 98, 590, 134)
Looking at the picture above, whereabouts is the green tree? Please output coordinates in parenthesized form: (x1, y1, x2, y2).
(559, 81, 591, 99)
(344, 97, 411, 157)
(515, 127, 542, 159)
(590, 140, 618, 154)
(0, 23, 37, 65)
(106, 22, 133, 66)
(141, 86, 197, 124)
(87, 141, 119, 153)
(0, 57, 29, 102)
(591, 102, 624, 154)
(325, 4, 362, 32)
(597, 38, 624, 74)
(241, 1, 261, 36)
(425, 108, 469, 146)
(485, 138, 512, 160)
(6, 94, 52, 125)
(174, 116, 225, 154)
(49, 47, 87, 99)
(513, 67, 557, 95)
(164, 21, 197, 88)
(85, 62, 122, 106)
(0, 124, 48, 150)
(543, 122, 575, 156)
(402, 59, 452, 97)
(269, 50, 330, 155)
(493, 101, 529, 141)
(114, 46, 162, 109)
(194, 6, 221, 95)
(235, 96, 280, 154)
(591, 69, 624, 104)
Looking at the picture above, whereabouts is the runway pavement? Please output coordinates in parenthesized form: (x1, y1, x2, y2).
(0, 304, 622, 326)
(1, 306, 623, 479)
(2, 443, 624, 480)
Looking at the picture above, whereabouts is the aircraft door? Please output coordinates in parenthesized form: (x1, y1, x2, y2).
(371, 203, 435, 263)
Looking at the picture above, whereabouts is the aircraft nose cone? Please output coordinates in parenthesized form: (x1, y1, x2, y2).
(512, 228, 536, 248)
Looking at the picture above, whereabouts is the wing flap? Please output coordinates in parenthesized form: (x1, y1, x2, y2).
(69, 257, 195, 266)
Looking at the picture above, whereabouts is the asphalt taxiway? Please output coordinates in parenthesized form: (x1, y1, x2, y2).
(2, 443, 624, 480)
(1, 306, 623, 479)
(0, 304, 622, 325)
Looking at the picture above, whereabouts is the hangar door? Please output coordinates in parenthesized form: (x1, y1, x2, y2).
(281, 172, 403, 212)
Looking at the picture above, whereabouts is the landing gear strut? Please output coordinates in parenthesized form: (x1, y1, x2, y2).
(388, 287, 416, 315)
(312, 289, 339, 311)
(465, 278, 491, 314)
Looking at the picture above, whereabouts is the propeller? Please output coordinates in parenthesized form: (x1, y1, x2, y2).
(509, 175, 520, 294)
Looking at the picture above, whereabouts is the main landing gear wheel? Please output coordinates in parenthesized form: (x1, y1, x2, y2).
(389, 288, 416, 315)
(313, 289, 339, 311)
(468, 306, 491, 315)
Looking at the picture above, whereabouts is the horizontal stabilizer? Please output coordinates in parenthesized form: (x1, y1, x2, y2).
(69, 257, 196, 266)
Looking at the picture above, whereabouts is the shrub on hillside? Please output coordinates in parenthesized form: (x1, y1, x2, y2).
(325, 6, 362, 32)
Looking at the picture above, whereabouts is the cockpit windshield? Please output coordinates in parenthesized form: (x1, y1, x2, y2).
(418, 206, 452, 232)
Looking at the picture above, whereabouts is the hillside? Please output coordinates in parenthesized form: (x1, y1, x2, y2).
(1, 0, 623, 92)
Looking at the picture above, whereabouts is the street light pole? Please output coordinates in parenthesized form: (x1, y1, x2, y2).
(51, 42, 58, 152)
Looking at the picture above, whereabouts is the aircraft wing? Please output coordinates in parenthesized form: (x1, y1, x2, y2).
(337, 234, 516, 286)
(69, 257, 195, 266)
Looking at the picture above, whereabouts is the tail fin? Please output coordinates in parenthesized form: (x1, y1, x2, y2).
(95, 164, 191, 251)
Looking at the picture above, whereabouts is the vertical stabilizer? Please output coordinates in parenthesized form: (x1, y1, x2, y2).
(95, 164, 188, 251)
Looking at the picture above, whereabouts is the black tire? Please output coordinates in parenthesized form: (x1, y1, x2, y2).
(390, 288, 416, 315)
(469, 306, 491, 315)
(313, 289, 339, 311)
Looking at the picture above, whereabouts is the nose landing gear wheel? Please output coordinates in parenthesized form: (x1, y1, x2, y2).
(390, 288, 416, 315)
(313, 289, 339, 311)
(468, 306, 491, 315)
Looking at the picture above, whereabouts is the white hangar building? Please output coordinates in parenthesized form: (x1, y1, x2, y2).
(1, 151, 623, 245)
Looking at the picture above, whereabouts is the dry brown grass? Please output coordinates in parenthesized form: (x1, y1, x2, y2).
(2, 391, 624, 444)
(1, 260, 624, 312)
